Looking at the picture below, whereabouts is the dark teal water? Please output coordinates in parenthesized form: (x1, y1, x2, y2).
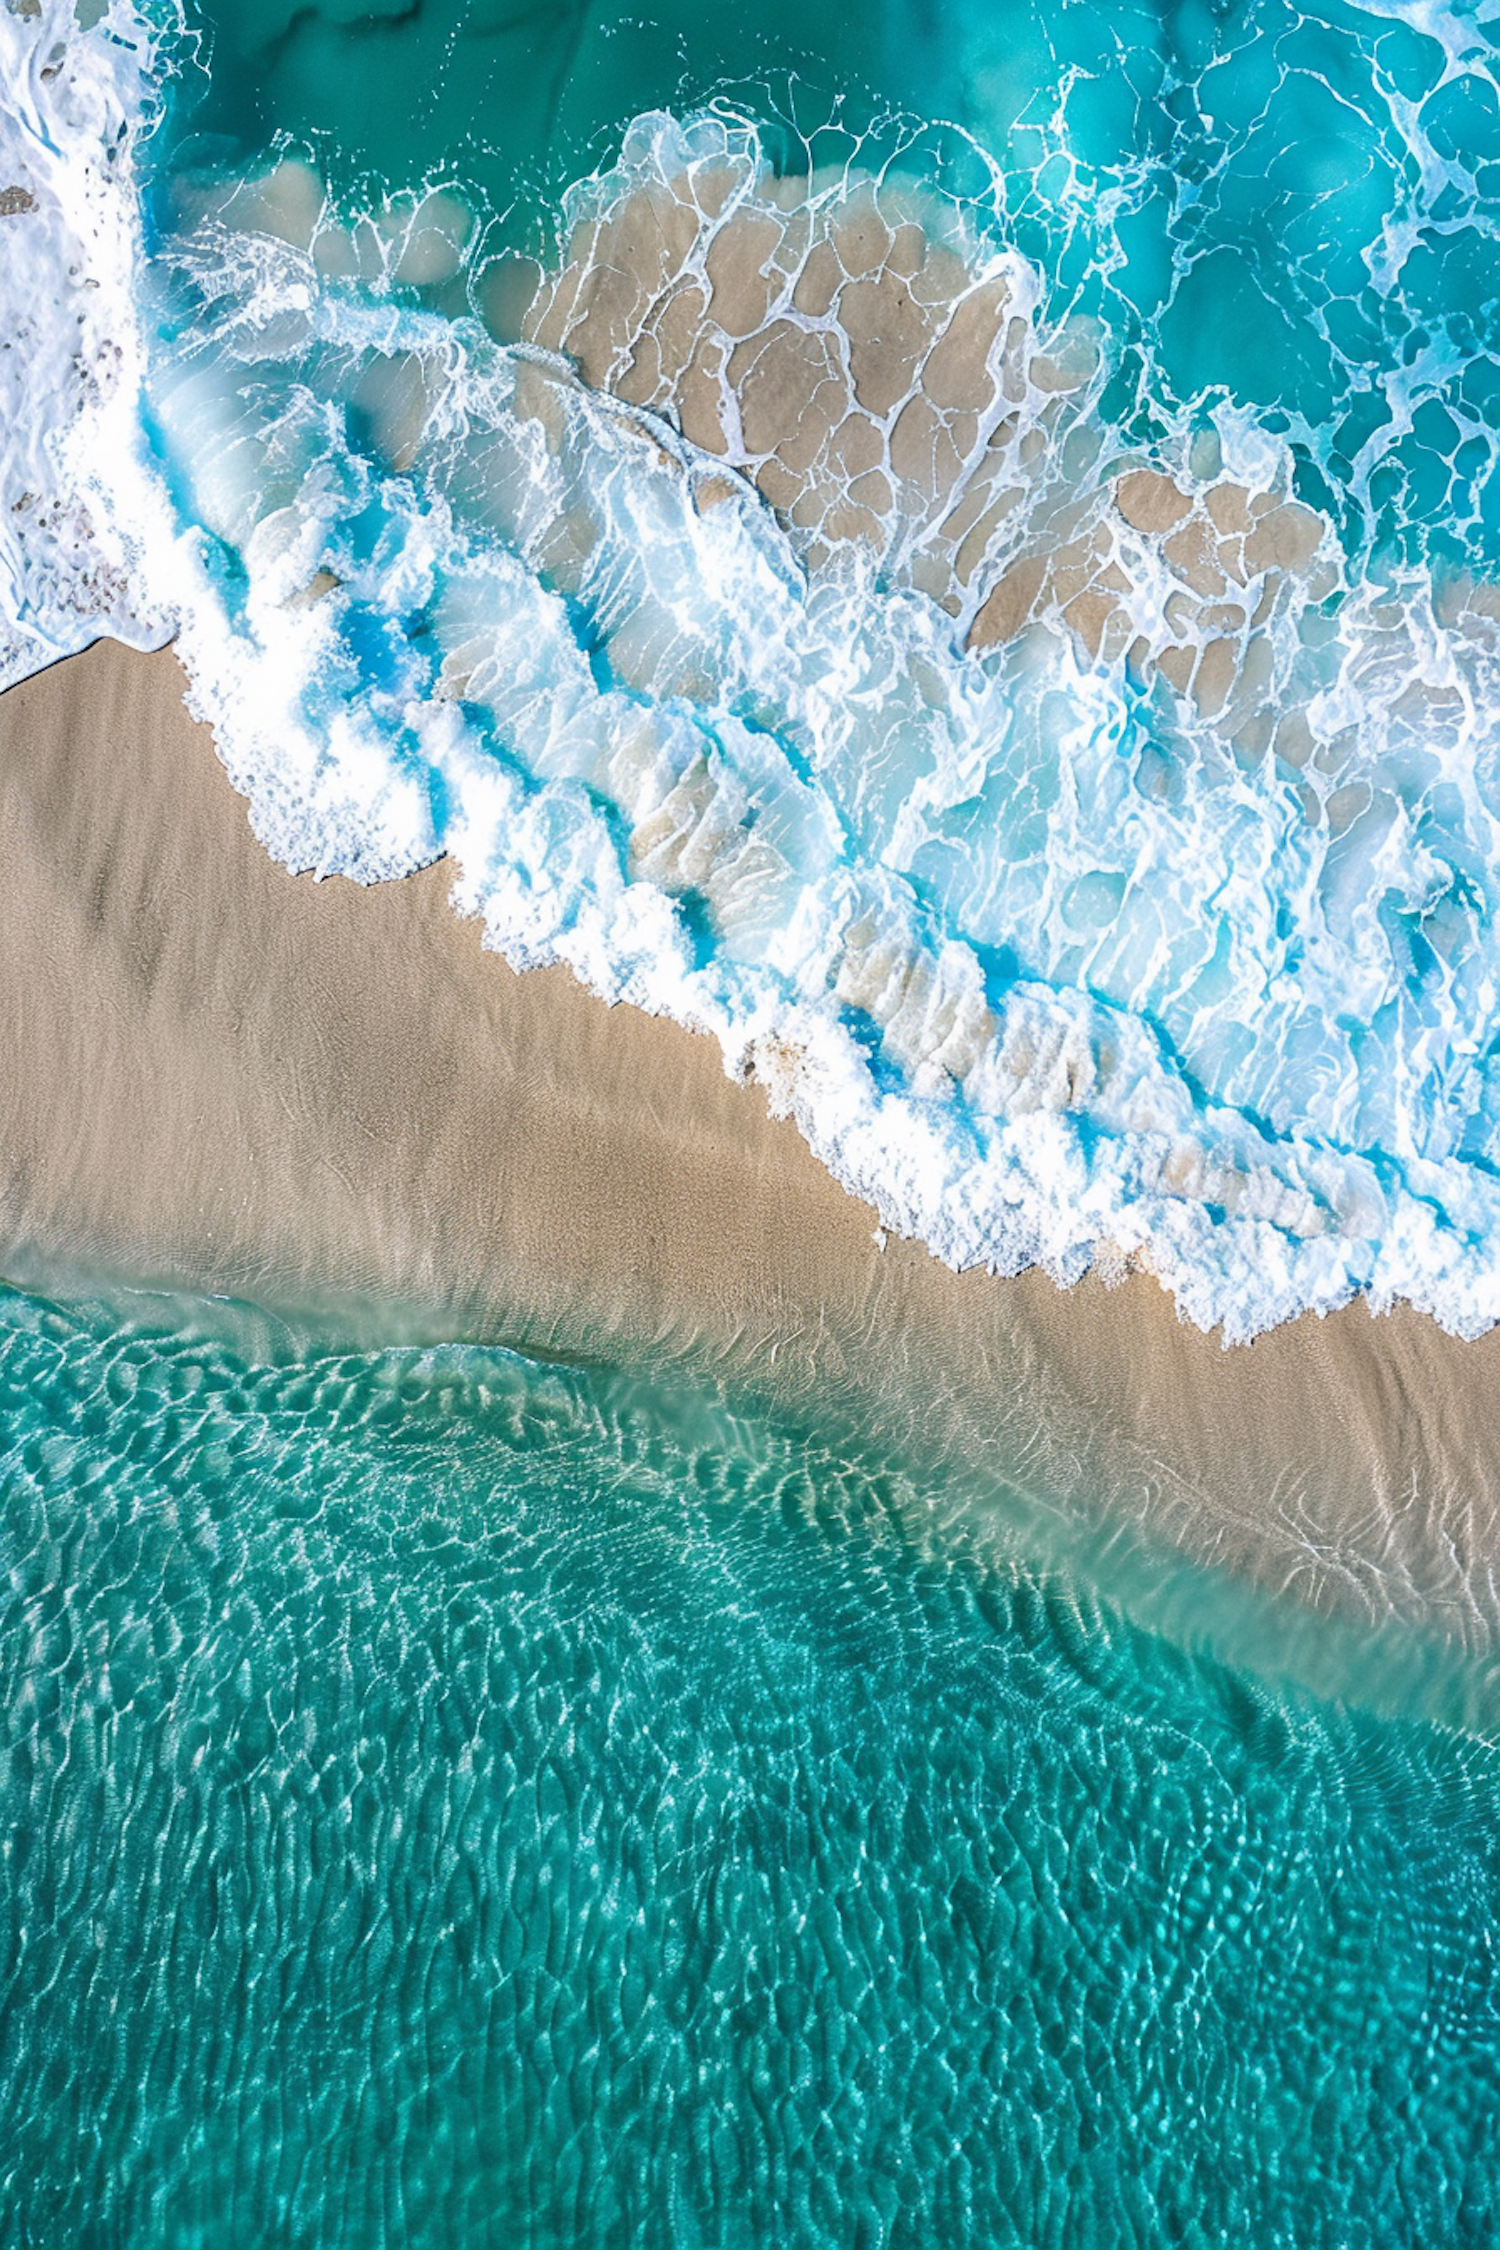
(3, 1282, 1500, 2246)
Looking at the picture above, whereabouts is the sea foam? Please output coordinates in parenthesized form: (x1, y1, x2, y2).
(8, 0, 1500, 1340)
(0, 0, 167, 679)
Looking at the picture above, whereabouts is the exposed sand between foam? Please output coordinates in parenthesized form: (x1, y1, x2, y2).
(5, 639, 1500, 1673)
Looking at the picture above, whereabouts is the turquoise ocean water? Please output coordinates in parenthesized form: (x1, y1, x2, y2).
(8, 0, 1500, 2238)
(2, 1281, 1500, 2247)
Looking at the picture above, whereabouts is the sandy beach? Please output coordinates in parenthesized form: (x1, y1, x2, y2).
(4, 638, 1500, 1681)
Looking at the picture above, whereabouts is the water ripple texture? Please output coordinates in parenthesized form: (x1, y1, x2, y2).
(0, 1285, 1499, 2244)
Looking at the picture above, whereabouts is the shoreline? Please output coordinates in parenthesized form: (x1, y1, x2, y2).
(5, 640, 1500, 1687)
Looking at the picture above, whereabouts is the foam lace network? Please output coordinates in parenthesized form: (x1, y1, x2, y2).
(10, 0, 1500, 1336)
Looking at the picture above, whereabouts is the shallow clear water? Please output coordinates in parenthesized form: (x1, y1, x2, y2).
(177, 0, 1500, 514)
(2, 1279, 1500, 2248)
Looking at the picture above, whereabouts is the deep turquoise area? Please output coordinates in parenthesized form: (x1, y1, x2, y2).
(2, 1283, 1500, 2247)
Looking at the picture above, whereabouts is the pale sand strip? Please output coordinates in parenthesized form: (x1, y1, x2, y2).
(4, 640, 1500, 1672)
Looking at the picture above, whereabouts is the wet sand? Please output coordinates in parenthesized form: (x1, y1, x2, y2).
(4, 639, 1500, 1667)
